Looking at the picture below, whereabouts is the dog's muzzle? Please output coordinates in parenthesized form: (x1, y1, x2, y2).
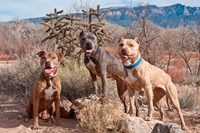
(120, 50, 129, 60)
(85, 48, 94, 56)
(43, 61, 58, 76)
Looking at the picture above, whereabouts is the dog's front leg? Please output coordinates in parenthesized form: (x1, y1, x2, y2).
(127, 87, 135, 115)
(55, 95, 61, 126)
(33, 97, 39, 129)
(144, 83, 154, 121)
(89, 71, 98, 94)
(100, 68, 107, 95)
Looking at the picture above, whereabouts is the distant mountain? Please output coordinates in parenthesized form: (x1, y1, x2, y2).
(22, 3, 200, 28)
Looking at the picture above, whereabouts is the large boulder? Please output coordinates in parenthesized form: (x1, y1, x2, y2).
(152, 122, 183, 133)
(118, 115, 183, 133)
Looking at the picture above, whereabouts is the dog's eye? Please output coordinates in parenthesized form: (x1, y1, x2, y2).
(128, 43, 134, 47)
(41, 57, 46, 60)
(119, 43, 123, 47)
(81, 38, 86, 42)
(88, 36, 95, 40)
(52, 57, 56, 59)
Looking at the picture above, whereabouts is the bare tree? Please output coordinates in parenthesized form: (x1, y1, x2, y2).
(73, 0, 93, 13)
(159, 29, 176, 72)
(126, 3, 161, 65)
(190, 26, 200, 75)
(174, 27, 194, 75)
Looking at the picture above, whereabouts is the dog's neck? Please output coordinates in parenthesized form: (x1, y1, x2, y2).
(87, 45, 100, 60)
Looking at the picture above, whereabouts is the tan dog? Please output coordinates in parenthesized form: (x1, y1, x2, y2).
(26, 51, 63, 129)
(118, 38, 187, 130)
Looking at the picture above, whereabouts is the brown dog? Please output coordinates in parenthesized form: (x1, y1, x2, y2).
(26, 51, 63, 129)
(118, 38, 187, 130)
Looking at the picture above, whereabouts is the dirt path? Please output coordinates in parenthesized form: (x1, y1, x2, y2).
(0, 95, 85, 133)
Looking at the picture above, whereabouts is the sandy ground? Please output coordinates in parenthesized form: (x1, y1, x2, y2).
(0, 94, 85, 133)
(0, 94, 199, 133)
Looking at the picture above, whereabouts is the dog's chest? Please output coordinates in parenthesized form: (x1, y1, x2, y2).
(44, 82, 56, 100)
(125, 70, 140, 88)
(86, 60, 99, 76)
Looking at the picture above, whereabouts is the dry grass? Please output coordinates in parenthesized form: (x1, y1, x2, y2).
(59, 59, 94, 101)
(75, 96, 124, 133)
(177, 84, 200, 110)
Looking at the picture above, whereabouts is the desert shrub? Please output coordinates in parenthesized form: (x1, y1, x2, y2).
(75, 96, 123, 133)
(177, 84, 200, 110)
(0, 53, 120, 104)
(59, 59, 94, 100)
(0, 56, 40, 97)
(0, 56, 92, 99)
(59, 59, 120, 101)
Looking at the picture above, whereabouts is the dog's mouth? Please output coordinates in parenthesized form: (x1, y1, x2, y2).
(85, 48, 94, 56)
(43, 66, 57, 75)
(120, 53, 130, 60)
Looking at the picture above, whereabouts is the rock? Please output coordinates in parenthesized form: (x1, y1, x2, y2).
(152, 123, 183, 133)
(118, 115, 183, 133)
(17, 114, 23, 119)
(60, 96, 74, 118)
(73, 94, 99, 109)
(119, 116, 157, 133)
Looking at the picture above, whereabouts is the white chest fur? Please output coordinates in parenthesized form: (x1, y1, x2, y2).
(45, 80, 56, 100)
(86, 60, 99, 76)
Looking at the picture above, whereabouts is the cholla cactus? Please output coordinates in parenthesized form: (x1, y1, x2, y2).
(42, 5, 110, 58)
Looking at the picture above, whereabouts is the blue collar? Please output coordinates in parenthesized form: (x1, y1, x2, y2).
(124, 57, 142, 69)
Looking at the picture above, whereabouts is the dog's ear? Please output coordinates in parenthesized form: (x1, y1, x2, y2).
(79, 30, 85, 38)
(118, 37, 124, 44)
(56, 52, 64, 62)
(37, 51, 45, 57)
(134, 37, 140, 45)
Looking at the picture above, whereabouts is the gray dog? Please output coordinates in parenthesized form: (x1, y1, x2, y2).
(79, 31, 128, 112)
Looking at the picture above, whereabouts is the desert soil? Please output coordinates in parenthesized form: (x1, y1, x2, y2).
(0, 94, 199, 133)
(0, 94, 85, 133)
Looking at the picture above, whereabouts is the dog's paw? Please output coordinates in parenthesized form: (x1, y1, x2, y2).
(181, 125, 188, 131)
(56, 121, 61, 126)
(50, 118, 56, 124)
(31, 125, 40, 130)
(144, 116, 152, 121)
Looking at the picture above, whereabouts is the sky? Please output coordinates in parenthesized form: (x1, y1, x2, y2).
(0, 0, 200, 22)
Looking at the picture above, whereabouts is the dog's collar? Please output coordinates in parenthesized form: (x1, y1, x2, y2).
(123, 57, 142, 69)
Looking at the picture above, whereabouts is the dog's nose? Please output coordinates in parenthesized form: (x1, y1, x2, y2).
(86, 42, 92, 49)
(122, 48, 127, 53)
(45, 61, 51, 66)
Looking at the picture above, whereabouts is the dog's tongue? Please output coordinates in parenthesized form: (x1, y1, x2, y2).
(122, 54, 128, 59)
(86, 49, 94, 53)
(44, 67, 57, 74)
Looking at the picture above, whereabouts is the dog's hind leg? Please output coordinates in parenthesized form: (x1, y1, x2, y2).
(153, 87, 165, 121)
(166, 96, 173, 111)
(166, 82, 187, 130)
